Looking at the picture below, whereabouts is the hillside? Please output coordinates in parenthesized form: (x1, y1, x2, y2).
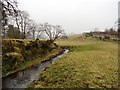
(28, 35, 118, 88)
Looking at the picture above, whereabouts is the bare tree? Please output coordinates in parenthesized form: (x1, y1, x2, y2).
(13, 10, 21, 34)
(7, 10, 22, 38)
(52, 25, 65, 41)
(1, 0, 19, 38)
(27, 20, 37, 40)
(19, 11, 29, 39)
(41, 23, 66, 42)
(6, 10, 30, 39)
(36, 24, 45, 39)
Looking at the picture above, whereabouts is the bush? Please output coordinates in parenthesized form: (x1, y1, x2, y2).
(2, 40, 14, 54)
(3, 52, 23, 73)
(3, 52, 23, 63)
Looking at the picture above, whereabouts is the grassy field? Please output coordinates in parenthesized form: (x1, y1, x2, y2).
(28, 35, 118, 88)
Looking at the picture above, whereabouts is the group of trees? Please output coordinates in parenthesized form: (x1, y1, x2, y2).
(104, 28, 116, 33)
(1, 0, 66, 42)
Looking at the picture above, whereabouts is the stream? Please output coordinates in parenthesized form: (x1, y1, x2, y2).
(2, 49, 69, 88)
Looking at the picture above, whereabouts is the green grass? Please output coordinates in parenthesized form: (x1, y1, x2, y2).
(28, 35, 118, 88)
(70, 44, 98, 52)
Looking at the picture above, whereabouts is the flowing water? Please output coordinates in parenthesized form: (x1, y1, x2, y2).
(2, 49, 69, 88)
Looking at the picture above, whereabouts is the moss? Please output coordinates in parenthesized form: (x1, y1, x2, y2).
(2, 39, 61, 77)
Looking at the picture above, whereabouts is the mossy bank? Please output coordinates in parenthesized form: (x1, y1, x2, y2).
(2, 39, 62, 77)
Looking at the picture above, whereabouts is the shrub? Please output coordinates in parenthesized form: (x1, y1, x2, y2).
(3, 52, 23, 74)
(2, 41, 14, 54)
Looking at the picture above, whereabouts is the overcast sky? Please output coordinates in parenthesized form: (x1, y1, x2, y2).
(18, 0, 119, 34)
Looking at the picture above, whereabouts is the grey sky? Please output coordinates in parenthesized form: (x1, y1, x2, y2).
(118, 1, 120, 30)
(18, 0, 119, 34)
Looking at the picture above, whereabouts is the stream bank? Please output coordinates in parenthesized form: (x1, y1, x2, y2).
(2, 49, 69, 88)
